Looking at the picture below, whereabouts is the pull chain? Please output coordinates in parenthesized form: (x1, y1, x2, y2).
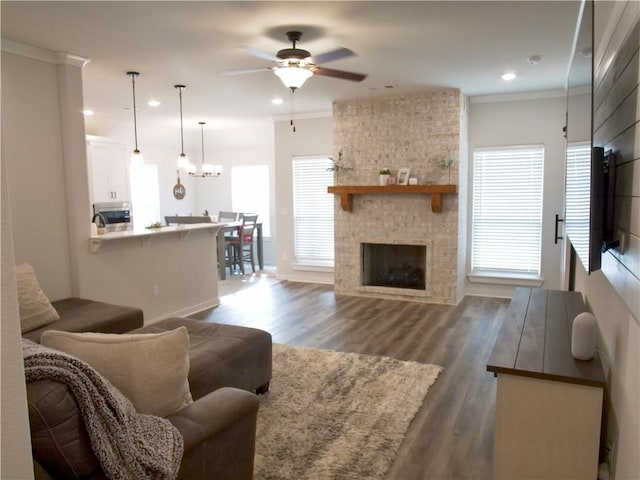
(290, 88, 296, 133)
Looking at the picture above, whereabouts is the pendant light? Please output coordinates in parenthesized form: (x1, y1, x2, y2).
(175, 84, 193, 171)
(126, 71, 144, 166)
(189, 122, 223, 177)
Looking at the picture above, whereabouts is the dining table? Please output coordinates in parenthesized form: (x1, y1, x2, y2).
(216, 220, 263, 280)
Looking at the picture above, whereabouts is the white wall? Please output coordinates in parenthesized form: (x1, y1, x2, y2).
(1, 154, 34, 479)
(574, 263, 639, 479)
(467, 93, 568, 297)
(2, 51, 73, 300)
(576, 2, 640, 478)
(274, 114, 334, 283)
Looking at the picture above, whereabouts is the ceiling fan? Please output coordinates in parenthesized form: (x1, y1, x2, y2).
(223, 31, 367, 90)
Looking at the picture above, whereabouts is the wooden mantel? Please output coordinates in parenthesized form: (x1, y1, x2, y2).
(327, 184, 458, 213)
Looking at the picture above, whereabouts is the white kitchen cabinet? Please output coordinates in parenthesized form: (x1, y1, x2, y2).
(87, 137, 131, 203)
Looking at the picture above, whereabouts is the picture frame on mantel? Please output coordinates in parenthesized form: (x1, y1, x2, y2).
(397, 168, 410, 185)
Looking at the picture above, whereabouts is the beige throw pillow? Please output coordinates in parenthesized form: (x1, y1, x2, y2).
(41, 327, 193, 417)
(15, 263, 60, 333)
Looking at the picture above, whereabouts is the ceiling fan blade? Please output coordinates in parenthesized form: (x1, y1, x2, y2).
(221, 67, 273, 76)
(240, 46, 280, 62)
(311, 66, 367, 82)
(310, 47, 355, 65)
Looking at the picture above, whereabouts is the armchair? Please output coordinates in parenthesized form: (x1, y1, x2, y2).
(27, 379, 259, 480)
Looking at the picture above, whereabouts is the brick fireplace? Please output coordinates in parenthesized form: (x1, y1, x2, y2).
(332, 89, 468, 304)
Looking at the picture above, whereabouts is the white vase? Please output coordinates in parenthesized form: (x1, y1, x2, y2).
(379, 174, 390, 186)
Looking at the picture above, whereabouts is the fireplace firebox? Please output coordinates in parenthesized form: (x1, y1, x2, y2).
(361, 243, 426, 290)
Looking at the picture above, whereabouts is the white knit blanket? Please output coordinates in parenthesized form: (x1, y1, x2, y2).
(23, 338, 183, 480)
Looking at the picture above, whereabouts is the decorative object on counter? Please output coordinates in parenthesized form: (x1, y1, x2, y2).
(92, 213, 106, 235)
(439, 157, 455, 184)
(379, 168, 391, 185)
(173, 170, 186, 200)
(202, 209, 218, 222)
(189, 122, 223, 177)
(174, 85, 191, 171)
(397, 167, 410, 185)
(126, 72, 144, 167)
(145, 222, 163, 229)
(327, 149, 353, 179)
(409, 177, 418, 185)
(571, 311, 597, 360)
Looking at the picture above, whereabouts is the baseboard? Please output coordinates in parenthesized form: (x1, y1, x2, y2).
(276, 271, 334, 285)
(144, 298, 220, 325)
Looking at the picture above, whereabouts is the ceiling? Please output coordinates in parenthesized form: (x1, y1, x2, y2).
(1, 1, 582, 147)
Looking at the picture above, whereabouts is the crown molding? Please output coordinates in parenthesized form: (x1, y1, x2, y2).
(470, 89, 566, 104)
(271, 110, 332, 122)
(1, 38, 89, 67)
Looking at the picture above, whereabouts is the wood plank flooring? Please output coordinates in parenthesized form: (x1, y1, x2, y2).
(190, 280, 509, 479)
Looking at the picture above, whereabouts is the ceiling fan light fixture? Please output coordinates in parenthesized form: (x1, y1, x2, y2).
(274, 66, 313, 90)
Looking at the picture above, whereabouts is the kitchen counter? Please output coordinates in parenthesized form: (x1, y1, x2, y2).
(90, 223, 221, 253)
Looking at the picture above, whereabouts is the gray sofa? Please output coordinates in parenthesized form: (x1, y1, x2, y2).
(24, 300, 272, 480)
(22, 297, 144, 342)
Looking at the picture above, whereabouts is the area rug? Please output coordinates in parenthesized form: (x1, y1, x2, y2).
(254, 343, 443, 480)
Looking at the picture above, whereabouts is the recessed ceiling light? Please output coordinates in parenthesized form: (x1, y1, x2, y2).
(82, 109, 94, 116)
(502, 73, 516, 81)
(271, 98, 283, 105)
(527, 55, 543, 65)
(147, 99, 161, 107)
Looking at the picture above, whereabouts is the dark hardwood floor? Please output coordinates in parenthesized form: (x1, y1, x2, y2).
(190, 280, 509, 479)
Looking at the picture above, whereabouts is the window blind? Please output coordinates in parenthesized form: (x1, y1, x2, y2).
(231, 165, 270, 236)
(564, 142, 591, 260)
(471, 145, 544, 275)
(292, 156, 335, 264)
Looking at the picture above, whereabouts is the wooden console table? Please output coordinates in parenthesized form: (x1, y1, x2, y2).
(327, 184, 457, 213)
(487, 287, 605, 479)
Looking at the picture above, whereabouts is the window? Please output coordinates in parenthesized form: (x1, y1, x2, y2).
(130, 164, 160, 228)
(231, 165, 270, 236)
(564, 141, 591, 261)
(292, 156, 334, 266)
(471, 145, 544, 276)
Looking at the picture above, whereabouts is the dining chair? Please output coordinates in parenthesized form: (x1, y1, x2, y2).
(218, 211, 242, 223)
(165, 215, 213, 226)
(224, 214, 259, 275)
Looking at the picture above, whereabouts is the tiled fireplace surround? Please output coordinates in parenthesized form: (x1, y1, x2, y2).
(332, 89, 468, 304)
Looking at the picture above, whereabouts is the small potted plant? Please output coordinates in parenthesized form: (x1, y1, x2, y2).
(379, 168, 391, 185)
(439, 158, 455, 184)
(327, 149, 353, 181)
